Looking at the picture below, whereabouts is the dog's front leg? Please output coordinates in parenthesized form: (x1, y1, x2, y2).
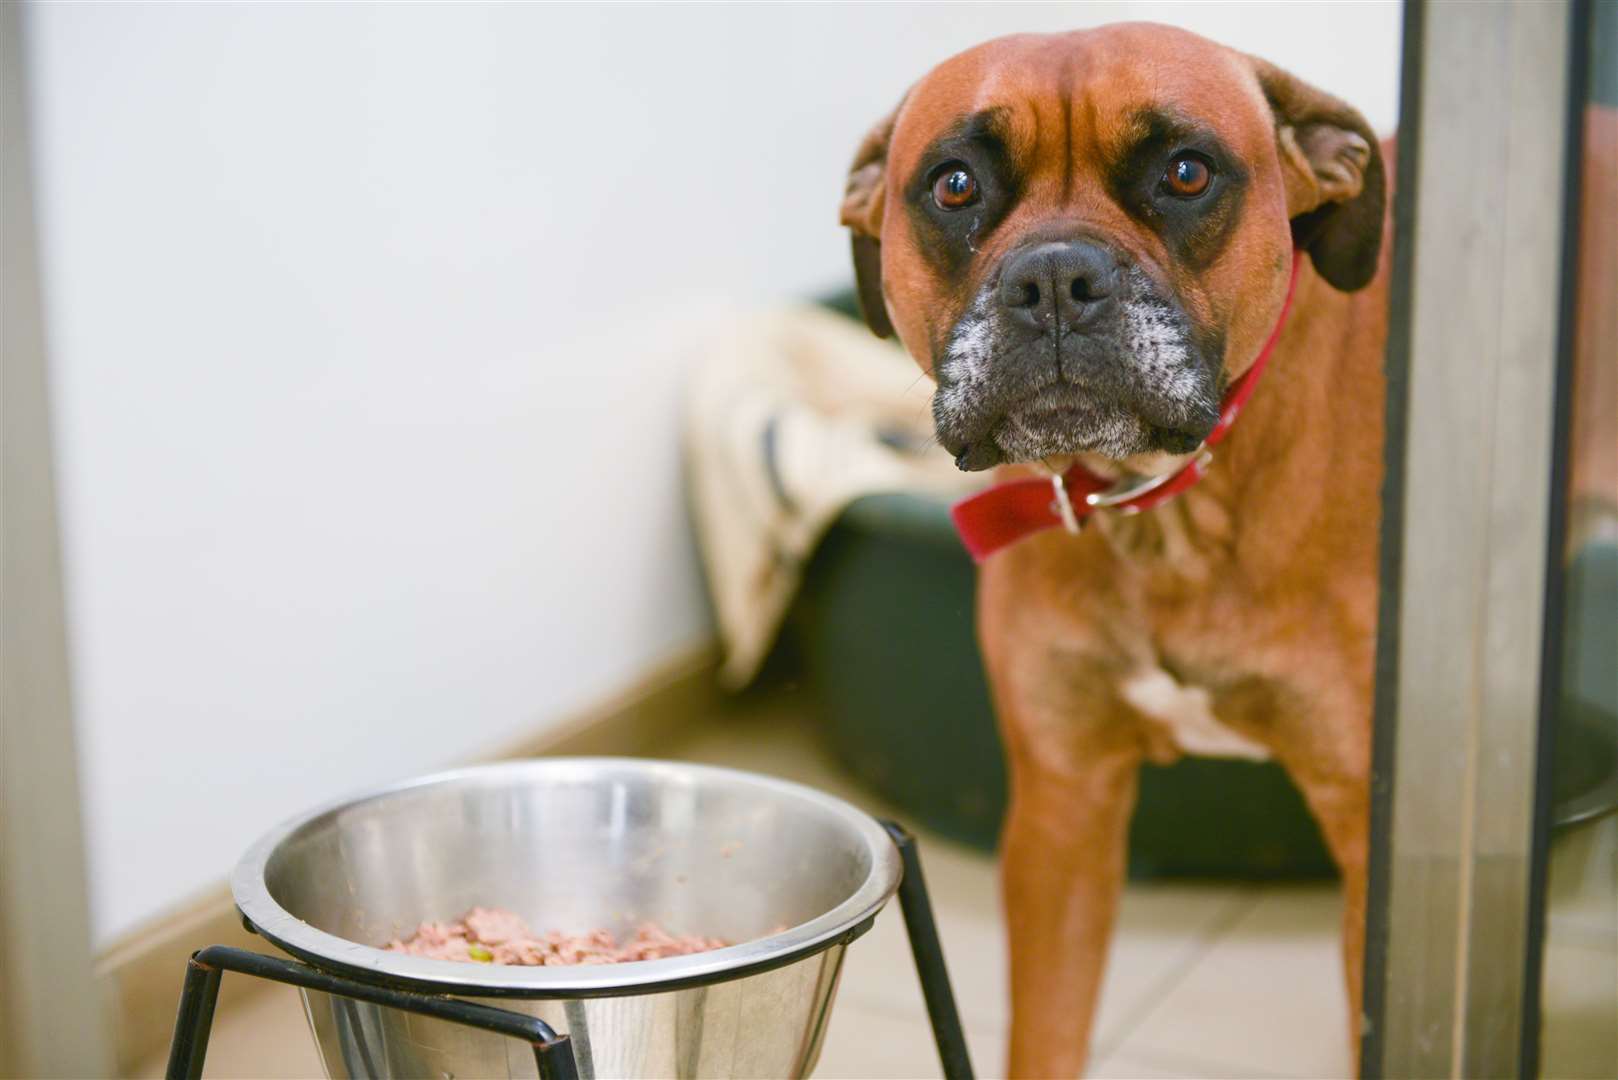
(983, 631, 1141, 1075)
(1273, 718, 1371, 1055)
(1001, 743, 1140, 1079)
(979, 545, 1147, 1078)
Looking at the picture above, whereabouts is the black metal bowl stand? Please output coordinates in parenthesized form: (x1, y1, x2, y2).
(166, 821, 975, 1080)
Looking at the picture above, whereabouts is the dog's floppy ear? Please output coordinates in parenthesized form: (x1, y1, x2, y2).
(1251, 58, 1385, 292)
(840, 109, 897, 338)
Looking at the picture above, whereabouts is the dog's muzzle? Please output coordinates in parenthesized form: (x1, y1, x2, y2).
(931, 239, 1222, 471)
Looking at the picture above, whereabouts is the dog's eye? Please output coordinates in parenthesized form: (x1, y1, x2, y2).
(931, 165, 979, 210)
(1163, 154, 1212, 198)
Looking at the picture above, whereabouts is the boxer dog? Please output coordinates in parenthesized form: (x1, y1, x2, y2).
(840, 24, 1388, 1077)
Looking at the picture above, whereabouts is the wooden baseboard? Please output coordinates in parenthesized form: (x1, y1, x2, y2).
(98, 881, 266, 1077)
(100, 639, 720, 1076)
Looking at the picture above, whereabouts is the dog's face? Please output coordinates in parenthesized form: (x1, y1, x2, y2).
(841, 24, 1384, 472)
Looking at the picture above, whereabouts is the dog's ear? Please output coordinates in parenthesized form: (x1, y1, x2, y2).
(840, 109, 897, 338)
(1251, 58, 1386, 292)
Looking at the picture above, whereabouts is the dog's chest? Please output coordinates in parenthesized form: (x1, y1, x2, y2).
(1119, 668, 1271, 761)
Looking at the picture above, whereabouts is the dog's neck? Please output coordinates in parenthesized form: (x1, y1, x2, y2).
(1084, 264, 1378, 581)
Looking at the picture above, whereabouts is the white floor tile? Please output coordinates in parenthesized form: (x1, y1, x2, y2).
(1541, 939, 1618, 1079)
(1088, 1046, 1288, 1079)
(815, 992, 1008, 1080)
(1111, 884, 1351, 1080)
(1546, 813, 1618, 952)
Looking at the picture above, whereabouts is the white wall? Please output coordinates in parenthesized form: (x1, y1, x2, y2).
(23, 1, 1400, 945)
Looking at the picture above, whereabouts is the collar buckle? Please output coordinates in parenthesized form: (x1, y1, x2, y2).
(1084, 448, 1214, 510)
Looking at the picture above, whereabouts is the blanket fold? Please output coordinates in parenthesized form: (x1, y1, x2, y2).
(684, 305, 981, 688)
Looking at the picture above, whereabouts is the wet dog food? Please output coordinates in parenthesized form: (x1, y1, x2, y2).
(384, 907, 726, 966)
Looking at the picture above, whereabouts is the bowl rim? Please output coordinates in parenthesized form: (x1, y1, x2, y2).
(231, 756, 903, 998)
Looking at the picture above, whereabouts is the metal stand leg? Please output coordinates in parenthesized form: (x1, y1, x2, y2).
(882, 820, 975, 1080)
(163, 945, 579, 1080)
(167, 955, 222, 1077)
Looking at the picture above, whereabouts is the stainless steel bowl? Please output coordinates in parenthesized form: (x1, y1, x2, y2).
(232, 758, 902, 1079)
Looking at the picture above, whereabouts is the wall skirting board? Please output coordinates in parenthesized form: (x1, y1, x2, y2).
(98, 639, 720, 1075)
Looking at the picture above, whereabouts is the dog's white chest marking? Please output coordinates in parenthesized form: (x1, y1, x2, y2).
(1120, 669, 1271, 761)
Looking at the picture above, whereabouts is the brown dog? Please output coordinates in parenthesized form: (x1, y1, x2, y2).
(840, 24, 1388, 1077)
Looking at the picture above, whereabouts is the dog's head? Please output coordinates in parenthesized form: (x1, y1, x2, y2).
(841, 24, 1384, 472)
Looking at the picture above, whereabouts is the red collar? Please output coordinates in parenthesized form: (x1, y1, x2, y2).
(950, 251, 1303, 563)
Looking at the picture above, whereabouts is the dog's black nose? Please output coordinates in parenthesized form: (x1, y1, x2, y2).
(998, 240, 1120, 329)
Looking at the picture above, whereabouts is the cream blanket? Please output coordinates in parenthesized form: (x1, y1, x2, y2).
(683, 305, 982, 688)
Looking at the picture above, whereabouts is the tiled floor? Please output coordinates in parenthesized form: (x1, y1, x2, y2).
(668, 689, 1353, 1080)
(137, 688, 1359, 1079)
(1540, 812, 1618, 1079)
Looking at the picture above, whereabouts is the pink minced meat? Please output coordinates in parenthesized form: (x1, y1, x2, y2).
(384, 906, 726, 966)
